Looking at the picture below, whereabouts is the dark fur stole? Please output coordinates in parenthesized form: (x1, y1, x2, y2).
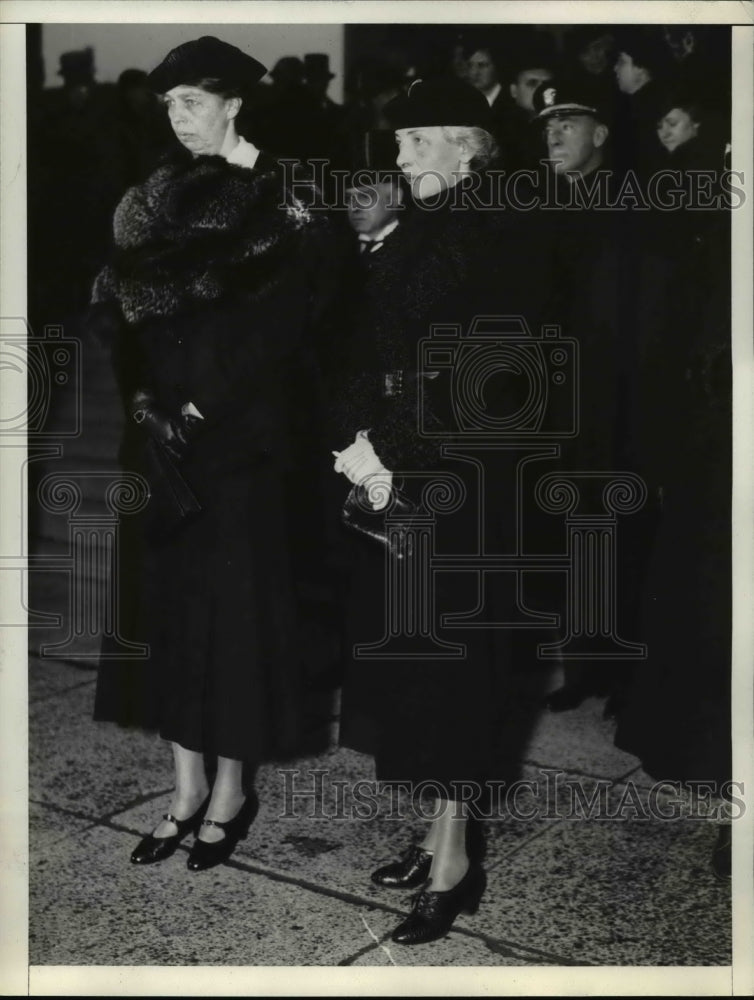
(92, 151, 320, 327)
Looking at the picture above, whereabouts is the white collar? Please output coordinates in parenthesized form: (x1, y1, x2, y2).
(357, 218, 400, 244)
(225, 135, 261, 170)
(485, 83, 502, 106)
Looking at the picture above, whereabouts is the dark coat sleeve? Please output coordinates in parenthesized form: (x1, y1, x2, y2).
(359, 205, 559, 473)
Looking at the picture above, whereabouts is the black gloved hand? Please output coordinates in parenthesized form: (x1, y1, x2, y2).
(181, 411, 204, 443)
(142, 408, 188, 462)
(130, 392, 187, 462)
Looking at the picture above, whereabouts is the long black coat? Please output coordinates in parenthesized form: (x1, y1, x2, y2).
(92, 148, 337, 762)
(334, 178, 553, 795)
(614, 163, 732, 788)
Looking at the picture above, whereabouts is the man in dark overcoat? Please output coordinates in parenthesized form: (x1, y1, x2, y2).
(531, 77, 643, 713)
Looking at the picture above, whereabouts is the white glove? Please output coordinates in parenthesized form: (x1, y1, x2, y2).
(333, 430, 393, 510)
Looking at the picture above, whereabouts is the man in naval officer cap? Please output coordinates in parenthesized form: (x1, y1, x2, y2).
(532, 76, 613, 181)
(531, 77, 639, 717)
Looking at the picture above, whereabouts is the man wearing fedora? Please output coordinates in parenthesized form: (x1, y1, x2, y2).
(304, 53, 349, 172)
(252, 56, 317, 162)
(304, 54, 340, 111)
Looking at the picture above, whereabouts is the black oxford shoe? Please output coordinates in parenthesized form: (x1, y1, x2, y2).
(391, 865, 486, 945)
(371, 845, 433, 889)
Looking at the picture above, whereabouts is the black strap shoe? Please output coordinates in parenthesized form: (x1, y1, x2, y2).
(391, 865, 486, 945)
(130, 797, 208, 865)
(371, 845, 433, 888)
(186, 796, 257, 872)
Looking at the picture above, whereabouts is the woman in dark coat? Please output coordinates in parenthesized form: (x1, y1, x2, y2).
(332, 78, 544, 945)
(92, 37, 334, 872)
(614, 86, 732, 860)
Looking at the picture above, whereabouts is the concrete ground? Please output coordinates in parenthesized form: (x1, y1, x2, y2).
(28, 652, 732, 972)
(22, 323, 734, 985)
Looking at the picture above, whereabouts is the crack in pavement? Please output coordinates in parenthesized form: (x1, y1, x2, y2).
(30, 802, 584, 966)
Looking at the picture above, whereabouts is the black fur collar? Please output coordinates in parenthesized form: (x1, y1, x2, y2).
(93, 150, 314, 326)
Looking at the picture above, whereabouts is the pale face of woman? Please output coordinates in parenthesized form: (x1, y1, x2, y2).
(613, 51, 646, 95)
(656, 107, 699, 153)
(395, 126, 470, 201)
(162, 85, 240, 156)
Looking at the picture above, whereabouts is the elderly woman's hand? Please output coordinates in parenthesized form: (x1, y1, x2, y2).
(333, 430, 393, 510)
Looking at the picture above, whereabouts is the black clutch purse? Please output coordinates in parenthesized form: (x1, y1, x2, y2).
(341, 481, 421, 560)
(143, 437, 203, 539)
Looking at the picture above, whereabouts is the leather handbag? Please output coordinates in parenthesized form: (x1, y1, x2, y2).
(341, 482, 421, 560)
(143, 436, 203, 539)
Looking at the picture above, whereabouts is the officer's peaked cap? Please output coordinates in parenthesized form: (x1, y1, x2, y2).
(532, 77, 611, 124)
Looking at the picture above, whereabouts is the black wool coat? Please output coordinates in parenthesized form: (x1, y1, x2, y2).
(334, 177, 555, 793)
(93, 147, 335, 481)
(332, 178, 550, 472)
(92, 148, 339, 762)
(613, 154, 732, 788)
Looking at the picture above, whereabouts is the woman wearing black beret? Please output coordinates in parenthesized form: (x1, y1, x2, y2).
(332, 78, 544, 945)
(92, 37, 335, 872)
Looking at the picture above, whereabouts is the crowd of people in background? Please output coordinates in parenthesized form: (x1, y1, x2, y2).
(27, 25, 730, 304)
(26, 25, 732, 335)
(28, 23, 734, 907)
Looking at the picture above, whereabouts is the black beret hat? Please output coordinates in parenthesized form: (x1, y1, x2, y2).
(614, 27, 671, 78)
(147, 36, 267, 94)
(384, 77, 494, 132)
(532, 76, 611, 125)
(567, 25, 615, 54)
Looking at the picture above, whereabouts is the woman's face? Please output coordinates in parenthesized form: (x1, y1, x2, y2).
(657, 107, 699, 152)
(395, 126, 467, 201)
(162, 85, 239, 156)
(613, 51, 644, 94)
